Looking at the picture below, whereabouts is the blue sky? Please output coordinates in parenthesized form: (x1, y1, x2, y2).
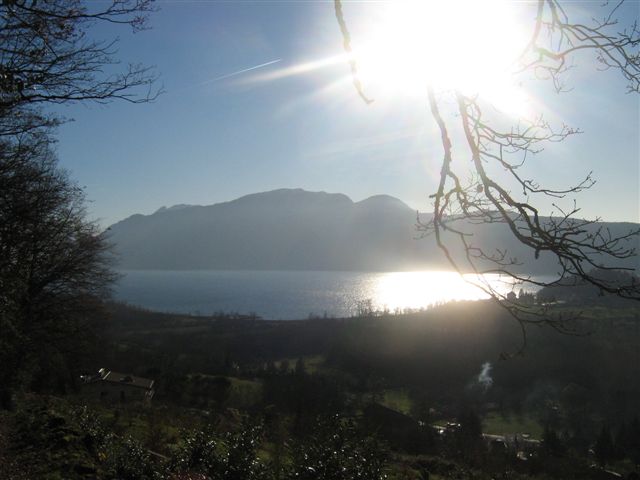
(55, 1, 639, 227)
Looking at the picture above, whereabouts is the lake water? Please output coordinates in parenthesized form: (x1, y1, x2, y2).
(113, 270, 535, 320)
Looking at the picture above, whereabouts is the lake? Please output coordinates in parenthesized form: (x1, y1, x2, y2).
(113, 270, 538, 320)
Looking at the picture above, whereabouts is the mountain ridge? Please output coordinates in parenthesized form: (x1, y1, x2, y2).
(108, 188, 639, 273)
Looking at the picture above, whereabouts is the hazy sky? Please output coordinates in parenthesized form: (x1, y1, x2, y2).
(55, 1, 639, 227)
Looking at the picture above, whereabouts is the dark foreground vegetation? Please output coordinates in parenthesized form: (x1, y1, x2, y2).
(1, 299, 639, 479)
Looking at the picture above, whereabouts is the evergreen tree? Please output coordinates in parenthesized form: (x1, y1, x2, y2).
(542, 425, 565, 457)
(594, 425, 615, 466)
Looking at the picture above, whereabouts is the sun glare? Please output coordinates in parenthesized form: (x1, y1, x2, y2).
(352, 1, 530, 114)
(371, 271, 525, 312)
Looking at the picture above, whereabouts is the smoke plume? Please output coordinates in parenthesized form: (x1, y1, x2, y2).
(477, 362, 493, 391)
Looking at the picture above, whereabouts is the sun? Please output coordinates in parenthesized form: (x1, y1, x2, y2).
(350, 0, 531, 114)
(244, 1, 532, 116)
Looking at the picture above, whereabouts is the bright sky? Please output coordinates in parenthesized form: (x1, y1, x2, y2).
(55, 1, 639, 227)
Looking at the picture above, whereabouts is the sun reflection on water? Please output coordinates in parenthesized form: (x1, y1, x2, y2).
(369, 271, 516, 313)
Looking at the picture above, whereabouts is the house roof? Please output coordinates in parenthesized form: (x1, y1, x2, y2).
(100, 369, 154, 390)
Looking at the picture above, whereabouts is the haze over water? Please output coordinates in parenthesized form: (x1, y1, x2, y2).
(114, 270, 538, 319)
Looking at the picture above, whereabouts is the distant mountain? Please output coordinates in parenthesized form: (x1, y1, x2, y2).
(108, 189, 639, 273)
(154, 204, 195, 214)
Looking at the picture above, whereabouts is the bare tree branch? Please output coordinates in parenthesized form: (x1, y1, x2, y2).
(334, 0, 374, 105)
(0, 0, 162, 138)
(336, 0, 639, 336)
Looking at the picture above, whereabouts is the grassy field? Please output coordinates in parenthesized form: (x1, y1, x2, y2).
(380, 389, 413, 415)
(227, 376, 263, 408)
(482, 412, 543, 438)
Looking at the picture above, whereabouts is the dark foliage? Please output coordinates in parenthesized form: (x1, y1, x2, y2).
(170, 424, 269, 480)
(289, 415, 388, 480)
(0, 135, 116, 404)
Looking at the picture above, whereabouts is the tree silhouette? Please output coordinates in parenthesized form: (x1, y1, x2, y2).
(0, 1, 159, 406)
(334, 0, 639, 339)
